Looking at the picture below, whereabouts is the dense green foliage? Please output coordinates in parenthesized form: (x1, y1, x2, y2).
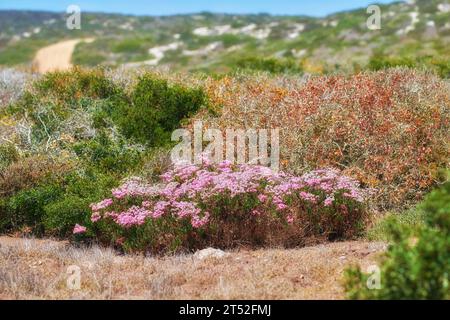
(112, 74, 207, 146)
(237, 56, 303, 74)
(0, 143, 19, 171)
(0, 169, 118, 236)
(344, 179, 450, 299)
(368, 55, 450, 78)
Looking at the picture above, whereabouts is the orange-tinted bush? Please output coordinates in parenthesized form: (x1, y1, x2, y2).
(0, 155, 74, 197)
(195, 69, 450, 209)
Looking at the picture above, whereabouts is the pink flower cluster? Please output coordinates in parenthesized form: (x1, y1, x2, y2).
(77, 160, 370, 233)
(73, 224, 86, 234)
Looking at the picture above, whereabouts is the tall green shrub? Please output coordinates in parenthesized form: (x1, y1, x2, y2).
(344, 180, 450, 299)
(113, 74, 207, 146)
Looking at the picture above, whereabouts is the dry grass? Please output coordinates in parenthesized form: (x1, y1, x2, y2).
(0, 236, 385, 300)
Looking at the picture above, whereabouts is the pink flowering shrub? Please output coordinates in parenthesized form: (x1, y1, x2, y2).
(80, 160, 371, 253)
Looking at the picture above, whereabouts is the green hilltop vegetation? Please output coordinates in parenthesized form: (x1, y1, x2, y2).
(0, 0, 449, 75)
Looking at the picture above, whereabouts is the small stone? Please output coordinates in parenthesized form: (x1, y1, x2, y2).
(194, 248, 229, 260)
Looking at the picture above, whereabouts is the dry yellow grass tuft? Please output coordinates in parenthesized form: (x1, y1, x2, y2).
(0, 236, 386, 300)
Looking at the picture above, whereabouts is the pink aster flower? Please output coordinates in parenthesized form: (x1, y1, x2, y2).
(90, 198, 113, 211)
(276, 202, 288, 211)
(324, 197, 334, 207)
(251, 209, 262, 216)
(191, 212, 210, 228)
(287, 215, 294, 224)
(91, 212, 101, 222)
(73, 224, 87, 234)
(258, 194, 268, 203)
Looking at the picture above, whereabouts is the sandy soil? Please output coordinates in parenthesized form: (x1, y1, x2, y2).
(0, 236, 386, 300)
(32, 38, 94, 74)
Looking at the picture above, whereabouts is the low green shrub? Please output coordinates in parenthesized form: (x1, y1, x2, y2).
(43, 170, 118, 236)
(2, 184, 63, 235)
(35, 68, 123, 104)
(0, 143, 19, 171)
(237, 56, 303, 74)
(344, 180, 450, 299)
(1, 168, 118, 236)
(112, 73, 207, 146)
(366, 208, 426, 241)
(0, 155, 73, 198)
(367, 55, 416, 71)
(368, 55, 450, 78)
(43, 195, 93, 237)
(72, 131, 142, 174)
(112, 36, 154, 54)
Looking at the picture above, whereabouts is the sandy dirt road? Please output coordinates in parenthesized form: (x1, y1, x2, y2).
(32, 38, 94, 73)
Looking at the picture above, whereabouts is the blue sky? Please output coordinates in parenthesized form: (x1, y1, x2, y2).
(0, 0, 397, 17)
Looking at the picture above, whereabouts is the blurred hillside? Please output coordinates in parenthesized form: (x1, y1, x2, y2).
(0, 0, 449, 73)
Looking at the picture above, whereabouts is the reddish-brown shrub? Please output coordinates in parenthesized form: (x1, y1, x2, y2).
(0, 155, 74, 197)
(195, 69, 450, 209)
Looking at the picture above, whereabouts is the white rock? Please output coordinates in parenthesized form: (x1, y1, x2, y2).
(193, 23, 270, 39)
(292, 48, 307, 58)
(44, 19, 56, 25)
(146, 41, 183, 65)
(193, 27, 214, 36)
(287, 23, 305, 39)
(438, 3, 450, 13)
(119, 22, 134, 31)
(194, 248, 229, 260)
(248, 27, 271, 39)
(396, 11, 420, 35)
(183, 41, 222, 56)
(330, 20, 339, 27)
(215, 25, 232, 35)
(240, 24, 257, 33)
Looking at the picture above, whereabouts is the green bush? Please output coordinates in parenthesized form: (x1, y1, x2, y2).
(344, 180, 450, 299)
(237, 56, 303, 74)
(368, 55, 450, 78)
(366, 208, 426, 241)
(43, 170, 118, 236)
(0, 143, 19, 171)
(72, 131, 142, 174)
(367, 55, 416, 71)
(427, 59, 450, 79)
(34, 68, 124, 104)
(62, 169, 118, 200)
(2, 184, 63, 235)
(0, 168, 118, 236)
(112, 37, 154, 54)
(0, 39, 48, 66)
(112, 73, 207, 146)
(43, 195, 93, 237)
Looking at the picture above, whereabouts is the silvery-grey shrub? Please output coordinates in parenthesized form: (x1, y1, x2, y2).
(0, 68, 31, 109)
